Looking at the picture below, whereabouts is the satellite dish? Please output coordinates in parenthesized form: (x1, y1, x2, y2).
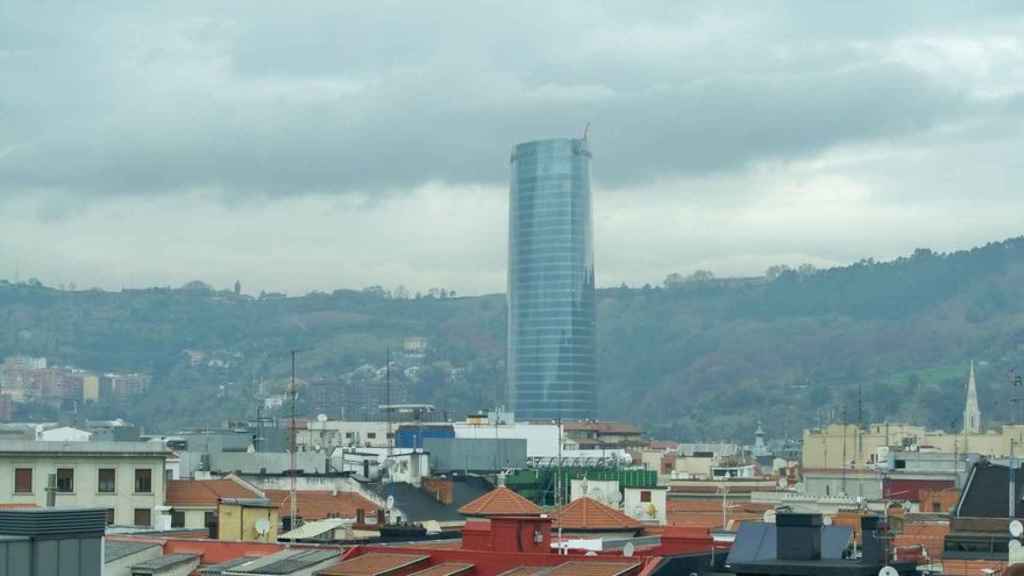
(255, 518, 270, 536)
(777, 477, 788, 489)
(823, 515, 833, 526)
(623, 542, 635, 558)
(762, 510, 777, 523)
(1010, 539, 1023, 552)
(1011, 519, 1024, 538)
(317, 414, 328, 423)
(879, 566, 899, 576)
(386, 495, 395, 511)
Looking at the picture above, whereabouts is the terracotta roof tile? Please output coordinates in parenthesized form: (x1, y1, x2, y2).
(408, 562, 474, 576)
(264, 490, 379, 522)
(457, 486, 542, 517)
(546, 561, 642, 576)
(166, 479, 262, 507)
(319, 552, 429, 575)
(553, 497, 643, 531)
(497, 568, 547, 576)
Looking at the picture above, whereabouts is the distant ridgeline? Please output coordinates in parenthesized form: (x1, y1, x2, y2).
(0, 236, 1023, 440)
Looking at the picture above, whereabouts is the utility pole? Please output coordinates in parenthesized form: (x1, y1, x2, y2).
(288, 349, 299, 539)
(385, 347, 392, 526)
(557, 415, 563, 554)
(841, 405, 848, 496)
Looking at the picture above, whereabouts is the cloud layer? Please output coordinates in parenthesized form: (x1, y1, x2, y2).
(1, 2, 1023, 293)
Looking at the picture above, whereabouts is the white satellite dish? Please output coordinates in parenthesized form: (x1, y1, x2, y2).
(1011, 519, 1024, 538)
(762, 510, 776, 524)
(623, 542, 635, 558)
(1010, 539, 1023, 552)
(777, 477, 788, 490)
(823, 515, 833, 526)
(878, 566, 899, 576)
(255, 518, 270, 536)
(317, 413, 328, 423)
(386, 495, 395, 511)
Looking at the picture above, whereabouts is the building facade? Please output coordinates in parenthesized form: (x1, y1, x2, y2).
(0, 441, 169, 527)
(508, 137, 596, 421)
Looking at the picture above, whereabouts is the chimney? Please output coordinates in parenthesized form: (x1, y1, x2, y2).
(776, 513, 822, 561)
(46, 474, 56, 507)
(861, 515, 885, 565)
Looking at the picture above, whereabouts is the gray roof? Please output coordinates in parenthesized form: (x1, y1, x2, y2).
(227, 549, 340, 575)
(105, 540, 161, 563)
(132, 552, 200, 571)
(383, 476, 492, 523)
(0, 440, 171, 457)
(198, 556, 262, 575)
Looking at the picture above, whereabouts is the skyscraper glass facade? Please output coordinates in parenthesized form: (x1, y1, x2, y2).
(508, 138, 596, 421)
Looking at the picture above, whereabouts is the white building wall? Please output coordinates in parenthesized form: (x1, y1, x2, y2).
(0, 452, 167, 526)
(453, 422, 560, 458)
(623, 487, 667, 525)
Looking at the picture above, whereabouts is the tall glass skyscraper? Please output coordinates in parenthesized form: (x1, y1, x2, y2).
(508, 138, 596, 421)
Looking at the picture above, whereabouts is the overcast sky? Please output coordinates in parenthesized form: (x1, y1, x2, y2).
(2, 2, 1023, 295)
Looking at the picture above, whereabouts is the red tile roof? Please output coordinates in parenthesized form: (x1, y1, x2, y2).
(408, 562, 474, 576)
(553, 497, 642, 531)
(318, 552, 429, 575)
(264, 490, 379, 521)
(457, 487, 542, 517)
(546, 561, 642, 575)
(166, 479, 262, 507)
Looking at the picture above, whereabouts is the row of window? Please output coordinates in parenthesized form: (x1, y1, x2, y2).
(14, 467, 152, 494)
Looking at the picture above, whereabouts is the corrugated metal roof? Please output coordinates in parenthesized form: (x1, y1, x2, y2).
(0, 507, 106, 537)
(229, 549, 340, 575)
(197, 556, 261, 575)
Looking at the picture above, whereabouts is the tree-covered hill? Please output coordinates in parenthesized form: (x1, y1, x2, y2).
(3, 236, 1024, 441)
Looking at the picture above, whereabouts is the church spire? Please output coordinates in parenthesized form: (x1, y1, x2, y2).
(963, 361, 981, 434)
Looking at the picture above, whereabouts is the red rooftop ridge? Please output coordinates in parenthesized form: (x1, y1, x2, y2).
(458, 486, 543, 517)
(553, 497, 643, 532)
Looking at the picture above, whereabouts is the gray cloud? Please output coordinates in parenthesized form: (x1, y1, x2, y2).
(1, 2, 1024, 293)
(2, 2, 1021, 200)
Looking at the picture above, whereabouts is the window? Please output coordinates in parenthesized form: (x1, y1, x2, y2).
(640, 490, 651, 503)
(98, 468, 115, 493)
(204, 511, 216, 527)
(56, 468, 74, 493)
(14, 468, 32, 494)
(345, 432, 354, 439)
(171, 510, 185, 528)
(134, 508, 151, 527)
(933, 501, 943, 513)
(134, 469, 152, 493)
(367, 432, 377, 439)
(105, 508, 115, 526)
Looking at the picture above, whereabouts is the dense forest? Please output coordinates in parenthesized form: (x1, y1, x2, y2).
(3, 236, 1024, 442)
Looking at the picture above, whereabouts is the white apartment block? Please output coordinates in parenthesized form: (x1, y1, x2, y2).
(0, 441, 170, 527)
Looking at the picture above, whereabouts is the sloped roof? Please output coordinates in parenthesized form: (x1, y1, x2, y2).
(318, 552, 429, 575)
(457, 486, 542, 517)
(384, 477, 493, 523)
(166, 479, 262, 507)
(546, 561, 641, 576)
(553, 497, 642, 531)
(264, 490, 379, 521)
(408, 562, 474, 576)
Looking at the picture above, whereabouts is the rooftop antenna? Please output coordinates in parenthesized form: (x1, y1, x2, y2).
(385, 346, 392, 525)
(286, 348, 309, 542)
(582, 122, 591, 144)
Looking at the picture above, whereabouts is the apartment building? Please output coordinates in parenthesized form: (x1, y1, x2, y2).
(0, 441, 170, 527)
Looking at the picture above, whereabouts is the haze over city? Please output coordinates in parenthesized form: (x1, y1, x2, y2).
(4, 2, 1024, 295)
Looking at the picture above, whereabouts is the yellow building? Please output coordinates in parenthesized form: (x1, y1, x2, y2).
(802, 423, 1024, 469)
(82, 374, 100, 402)
(217, 498, 279, 543)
